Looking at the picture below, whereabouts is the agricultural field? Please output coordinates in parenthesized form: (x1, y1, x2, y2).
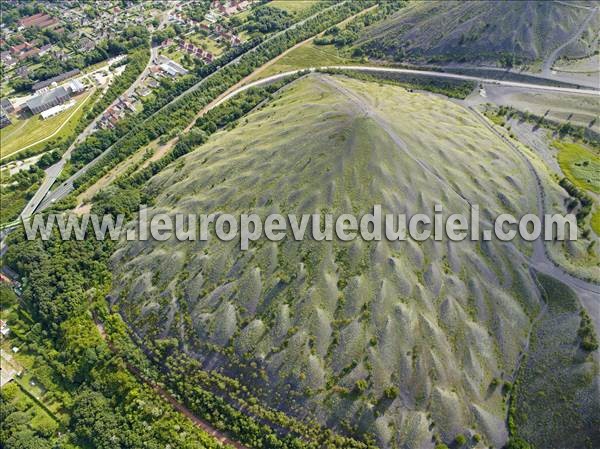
(0, 90, 92, 159)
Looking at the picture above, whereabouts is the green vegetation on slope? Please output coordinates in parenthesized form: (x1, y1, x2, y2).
(110, 75, 549, 448)
(357, 0, 599, 66)
(258, 42, 356, 79)
(255, 1, 407, 80)
(554, 140, 600, 194)
(591, 209, 600, 236)
(509, 273, 599, 449)
(4, 77, 376, 449)
(320, 68, 476, 98)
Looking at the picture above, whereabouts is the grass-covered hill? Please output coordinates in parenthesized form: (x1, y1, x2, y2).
(357, 0, 600, 66)
(110, 75, 575, 448)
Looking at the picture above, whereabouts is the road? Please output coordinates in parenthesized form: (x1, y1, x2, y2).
(541, 6, 599, 76)
(18, 62, 600, 217)
(18, 9, 172, 222)
(31, 1, 353, 213)
(466, 107, 600, 329)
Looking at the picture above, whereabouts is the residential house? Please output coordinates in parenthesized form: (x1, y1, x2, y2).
(0, 110, 11, 129)
(80, 36, 96, 52)
(15, 66, 28, 78)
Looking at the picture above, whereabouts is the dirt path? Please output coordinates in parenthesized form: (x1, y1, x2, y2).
(541, 6, 599, 76)
(94, 320, 248, 449)
(243, 4, 377, 85)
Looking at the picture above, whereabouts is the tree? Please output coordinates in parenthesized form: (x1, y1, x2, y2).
(354, 379, 368, 393)
(507, 437, 533, 449)
(383, 385, 398, 399)
(0, 285, 17, 309)
(71, 389, 123, 449)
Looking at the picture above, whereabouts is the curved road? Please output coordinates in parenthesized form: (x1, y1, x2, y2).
(16, 63, 600, 217)
(466, 107, 600, 332)
(31, 66, 600, 295)
(30, 2, 352, 214)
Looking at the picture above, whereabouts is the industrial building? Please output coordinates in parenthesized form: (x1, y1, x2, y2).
(32, 68, 81, 92)
(26, 86, 71, 114)
(25, 79, 86, 115)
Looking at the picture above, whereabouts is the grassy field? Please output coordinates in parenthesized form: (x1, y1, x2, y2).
(0, 90, 92, 159)
(254, 42, 355, 80)
(269, 0, 322, 15)
(188, 34, 224, 56)
(554, 140, 600, 194)
(161, 45, 186, 64)
(592, 209, 600, 236)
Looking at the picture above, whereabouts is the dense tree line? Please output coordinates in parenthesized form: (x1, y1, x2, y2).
(321, 68, 476, 99)
(494, 105, 599, 145)
(0, 166, 45, 224)
(245, 6, 292, 33)
(559, 177, 594, 225)
(3, 196, 227, 448)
